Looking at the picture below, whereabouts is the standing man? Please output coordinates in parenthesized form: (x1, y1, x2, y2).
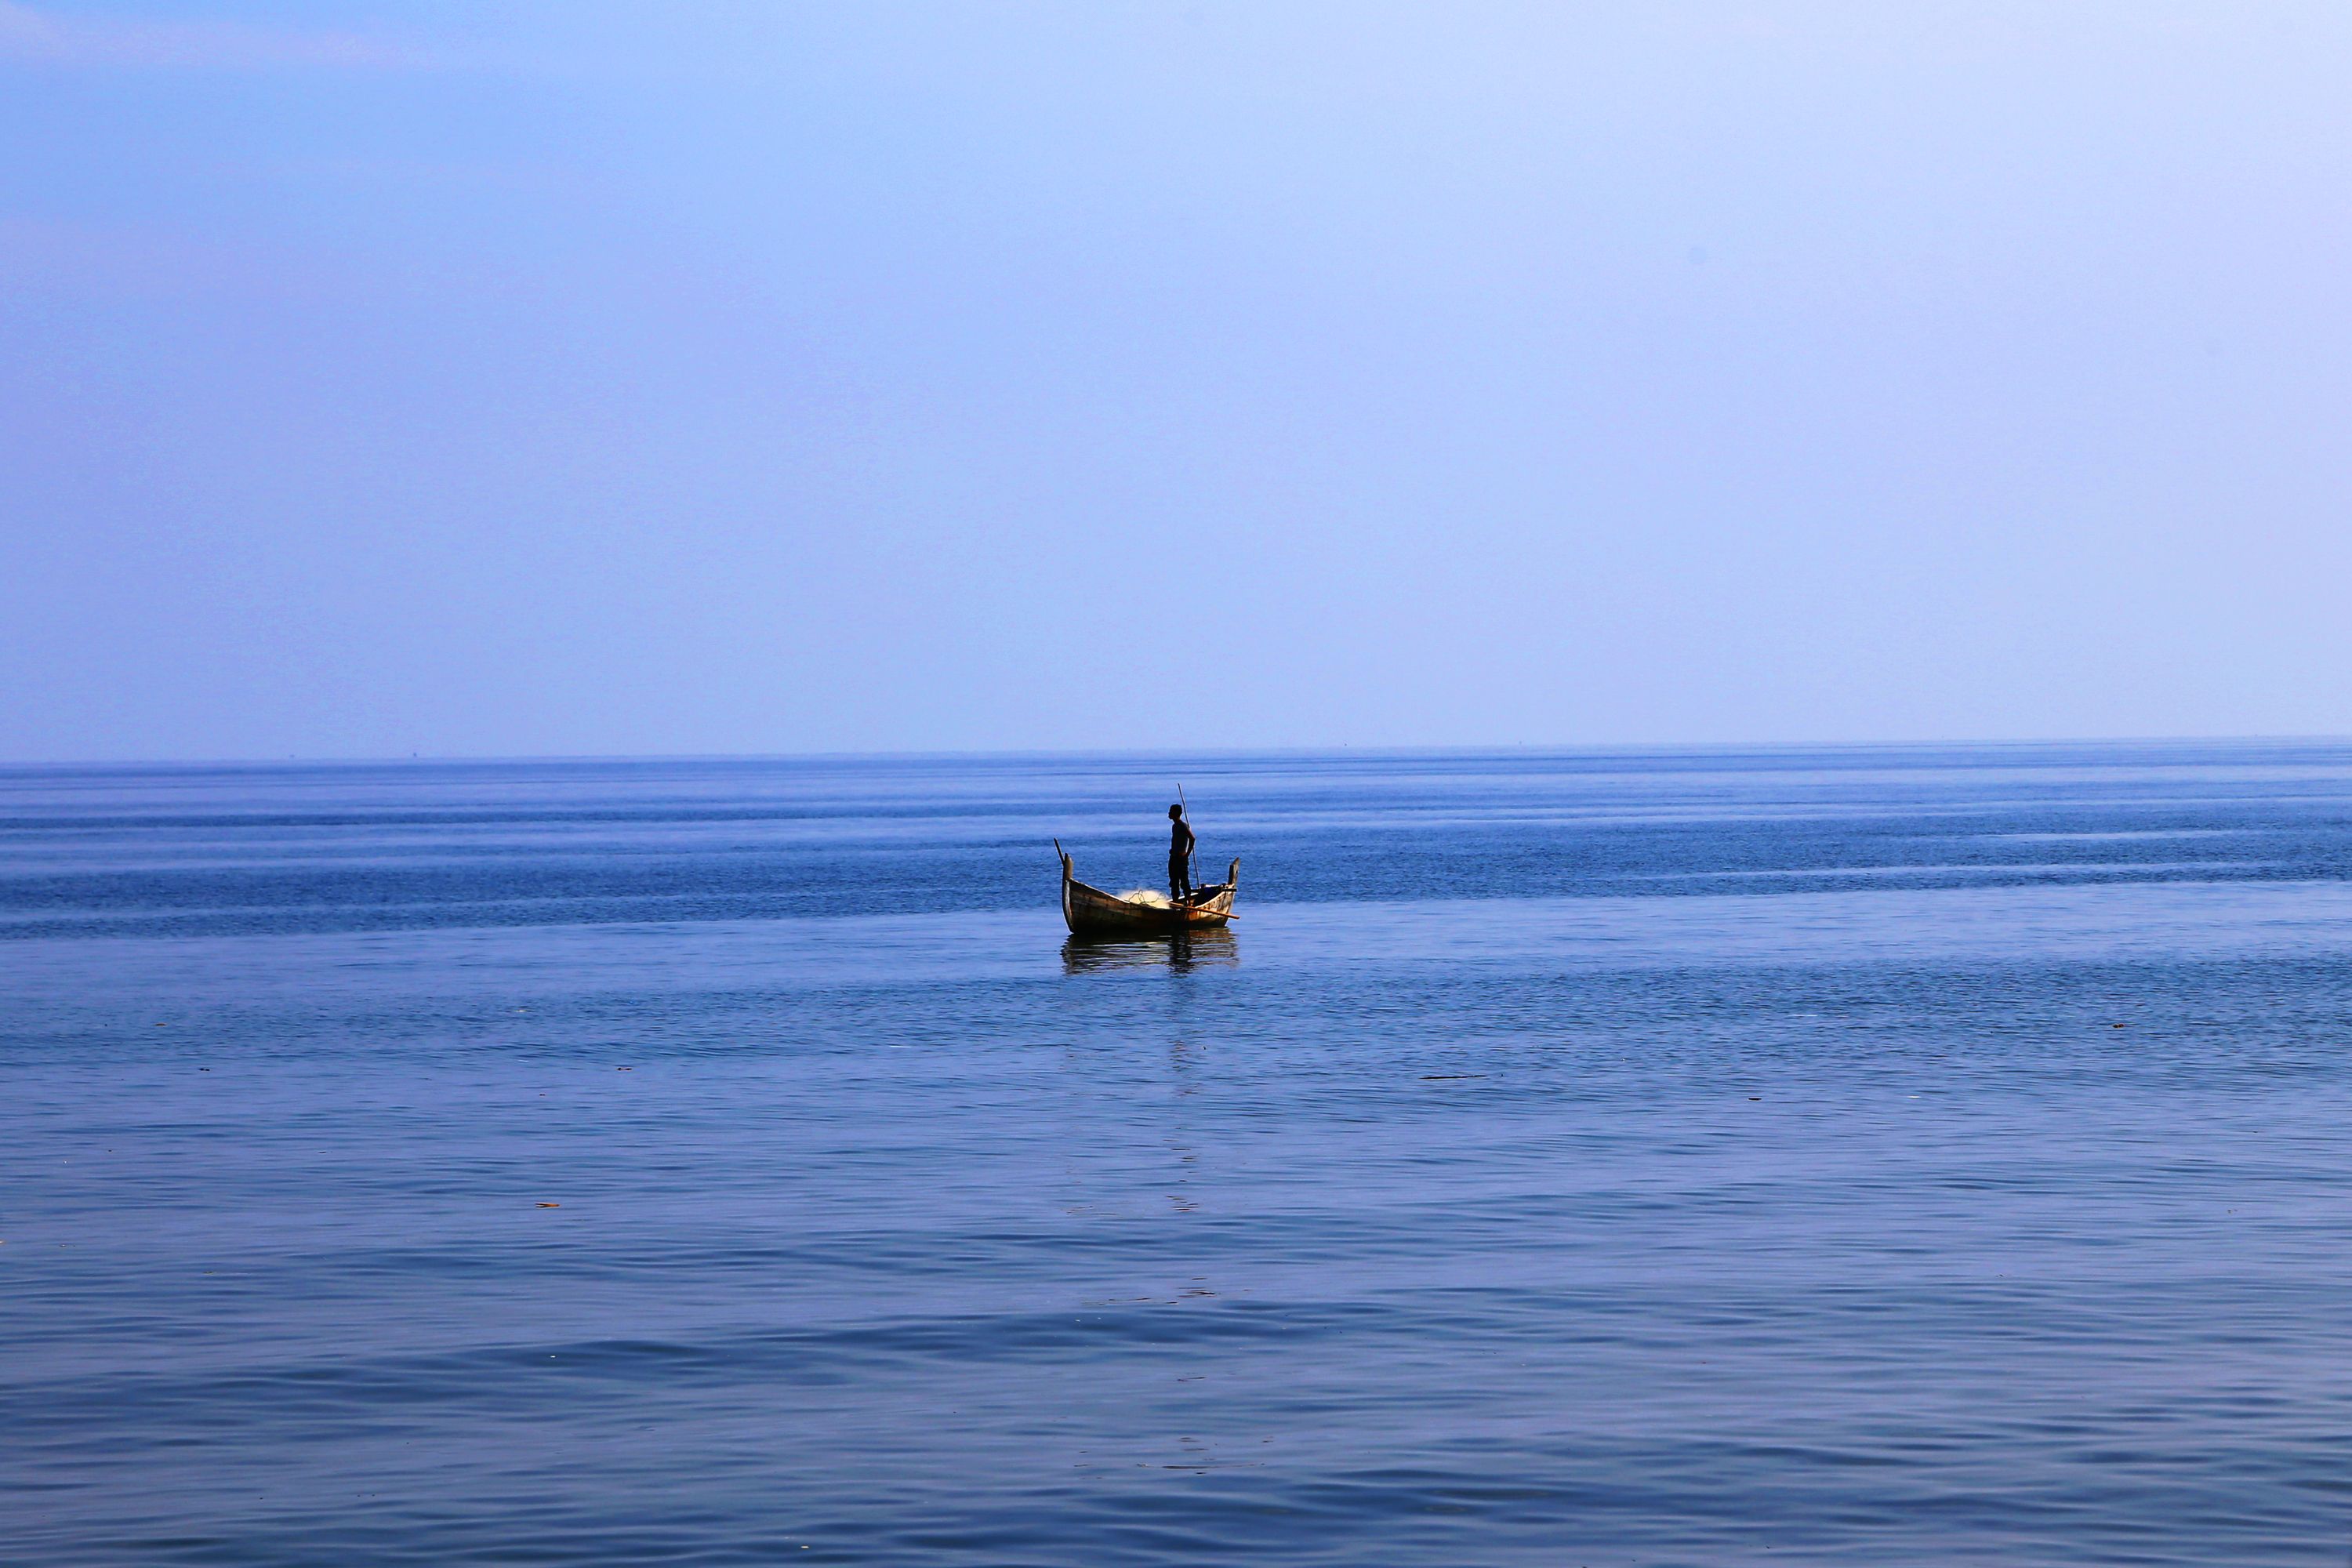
(1167, 803, 1196, 902)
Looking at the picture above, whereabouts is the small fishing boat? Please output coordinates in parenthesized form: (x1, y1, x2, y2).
(1055, 840, 1239, 937)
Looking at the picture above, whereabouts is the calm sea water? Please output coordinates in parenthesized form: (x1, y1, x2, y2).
(11, 743, 2352, 1565)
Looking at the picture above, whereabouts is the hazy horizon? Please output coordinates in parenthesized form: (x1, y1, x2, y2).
(13, 728, 2352, 766)
(9, 2, 2350, 762)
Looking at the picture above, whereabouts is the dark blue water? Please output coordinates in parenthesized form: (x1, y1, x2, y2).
(11, 744, 2352, 1565)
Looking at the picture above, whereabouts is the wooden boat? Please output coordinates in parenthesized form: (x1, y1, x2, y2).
(1055, 840, 1239, 936)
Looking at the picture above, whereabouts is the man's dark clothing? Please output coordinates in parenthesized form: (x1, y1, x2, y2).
(1169, 818, 1196, 901)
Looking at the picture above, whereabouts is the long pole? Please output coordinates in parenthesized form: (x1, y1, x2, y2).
(1177, 782, 1199, 898)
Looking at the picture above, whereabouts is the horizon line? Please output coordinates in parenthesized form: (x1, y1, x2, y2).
(5, 733, 2350, 771)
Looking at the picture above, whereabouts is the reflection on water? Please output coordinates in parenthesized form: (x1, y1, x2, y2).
(1062, 929, 1240, 975)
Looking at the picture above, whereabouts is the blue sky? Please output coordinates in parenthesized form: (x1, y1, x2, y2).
(4, 2, 2349, 759)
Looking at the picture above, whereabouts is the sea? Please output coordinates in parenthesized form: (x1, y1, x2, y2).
(9, 742, 2352, 1566)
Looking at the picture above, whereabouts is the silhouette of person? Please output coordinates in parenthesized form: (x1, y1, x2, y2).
(1167, 804, 1195, 902)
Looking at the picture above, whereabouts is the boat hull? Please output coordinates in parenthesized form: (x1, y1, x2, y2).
(1058, 851, 1238, 937)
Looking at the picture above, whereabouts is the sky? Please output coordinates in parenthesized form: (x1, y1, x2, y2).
(4, 0, 2350, 760)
